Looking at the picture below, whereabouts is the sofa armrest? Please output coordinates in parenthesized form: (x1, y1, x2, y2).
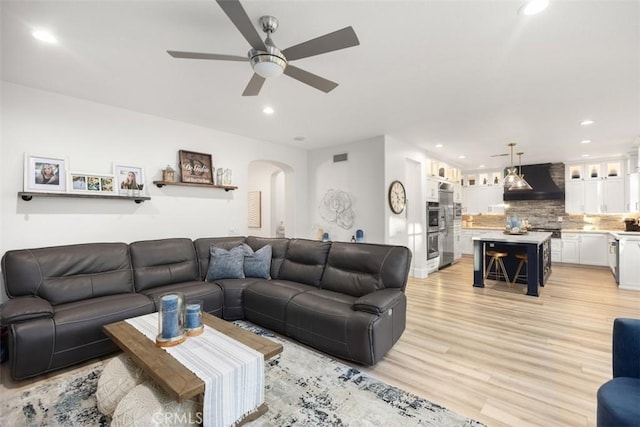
(353, 289, 405, 315)
(613, 317, 640, 379)
(0, 297, 54, 325)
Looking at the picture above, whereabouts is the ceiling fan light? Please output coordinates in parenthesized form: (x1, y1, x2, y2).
(250, 48, 287, 78)
(253, 59, 285, 78)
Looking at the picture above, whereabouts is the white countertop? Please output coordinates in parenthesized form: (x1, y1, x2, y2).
(610, 231, 640, 240)
(463, 226, 640, 239)
(471, 231, 552, 244)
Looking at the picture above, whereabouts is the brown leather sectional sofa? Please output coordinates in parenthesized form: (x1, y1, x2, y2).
(0, 236, 411, 380)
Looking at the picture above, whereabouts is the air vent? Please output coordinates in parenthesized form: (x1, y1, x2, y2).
(333, 153, 348, 162)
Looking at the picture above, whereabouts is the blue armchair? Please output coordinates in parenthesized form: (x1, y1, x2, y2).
(597, 318, 640, 427)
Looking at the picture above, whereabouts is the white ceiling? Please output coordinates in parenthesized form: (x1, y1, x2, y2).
(2, 0, 639, 170)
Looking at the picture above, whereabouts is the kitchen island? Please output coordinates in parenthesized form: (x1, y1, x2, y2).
(473, 231, 552, 297)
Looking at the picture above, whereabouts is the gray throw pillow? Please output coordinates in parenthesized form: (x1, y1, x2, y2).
(243, 243, 272, 279)
(206, 245, 245, 281)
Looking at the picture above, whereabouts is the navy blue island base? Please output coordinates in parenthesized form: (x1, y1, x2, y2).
(472, 231, 552, 297)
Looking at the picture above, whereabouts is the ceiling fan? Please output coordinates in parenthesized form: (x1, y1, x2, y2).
(167, 0, 360, 96)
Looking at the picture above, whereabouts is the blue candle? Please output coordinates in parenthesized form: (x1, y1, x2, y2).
(185, 303, 201, 329)
(161, 294, 179, 339)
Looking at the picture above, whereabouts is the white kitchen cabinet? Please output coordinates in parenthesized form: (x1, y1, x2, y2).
(426, 177, 439, 202)
(579, 234, 608, 266)
(486, 186, 505, 213)
(461, 183, 504, 214)
(561, 233, 580, 264)
(461, 186, 476, 213)
(561, 232, 608, 266)
(565, 181, 585, 213)
(551, 239, 562, 263)
(619, 237, 640, 290)
(453, 184, 462, 203)
(627, 173, 639, 212)
(565, 160, 627, 213)
(461, 230, 474, 255)
(603, 178, 625, 213)
(454, 228, 462, 260)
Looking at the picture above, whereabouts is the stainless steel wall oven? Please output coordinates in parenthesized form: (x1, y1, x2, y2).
(426, 201, 440, 260)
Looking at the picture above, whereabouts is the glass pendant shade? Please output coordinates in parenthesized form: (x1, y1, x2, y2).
(502, 143, 519, 187)
(508, 152, 533, 191)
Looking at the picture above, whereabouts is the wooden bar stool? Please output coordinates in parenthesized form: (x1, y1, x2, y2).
(513, 253, 528, 285)
(485, 251, 511, 286)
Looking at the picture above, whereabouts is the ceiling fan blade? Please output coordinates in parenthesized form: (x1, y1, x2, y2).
(284, 65, 338, 93)
(167, 50, 248, 62)
(215, 0, 266, 51)
(242, 73, 266, 96)
(282, 26, 360, 61)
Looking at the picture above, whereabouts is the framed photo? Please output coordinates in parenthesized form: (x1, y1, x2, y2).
(24, 154, 67, 193)
(179, 150, 213, 184)
(113, 164, 145, 195)
(67, 172, 117, 195)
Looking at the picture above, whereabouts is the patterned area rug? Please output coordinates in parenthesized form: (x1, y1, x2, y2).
(1, 321, 485, 426)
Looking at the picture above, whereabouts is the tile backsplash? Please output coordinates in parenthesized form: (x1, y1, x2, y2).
(462, 209, 636, 231)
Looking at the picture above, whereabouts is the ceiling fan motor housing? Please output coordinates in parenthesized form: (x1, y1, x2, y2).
(249, 16, 287, 78)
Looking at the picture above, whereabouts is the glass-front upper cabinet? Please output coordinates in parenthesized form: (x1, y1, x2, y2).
(566, 160, 623, 181)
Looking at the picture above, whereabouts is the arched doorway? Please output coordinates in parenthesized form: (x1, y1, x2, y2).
(247, 160, 294, 237)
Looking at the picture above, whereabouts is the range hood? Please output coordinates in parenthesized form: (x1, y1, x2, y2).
(503, 163, 565, 201)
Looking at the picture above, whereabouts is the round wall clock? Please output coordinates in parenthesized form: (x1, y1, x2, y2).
(388, 180, 407, 214)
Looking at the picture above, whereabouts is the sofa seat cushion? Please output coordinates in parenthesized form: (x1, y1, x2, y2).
(53, 294, 155, 353)
(212, 278, 262, 321)
(286, 289, 379, 364)
(243, 280, 316, 334)
(141, 281, 223, 317)
(597, 377, 640, 427)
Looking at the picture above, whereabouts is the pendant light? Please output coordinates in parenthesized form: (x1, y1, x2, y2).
(508, 152, 534, 191)
(502, 143, 520, 187)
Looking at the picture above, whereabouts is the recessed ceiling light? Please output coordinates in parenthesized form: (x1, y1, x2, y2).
(435, 143, 443, 148)
(32, 29, 58, 44)
(582, 154, 590, 157)
(479, 165, 486, 168)
(580, 140, 591, 144)
(519, 0, 549, 16)
(458, 155, 466, 159)
(580, 119, 595, 126)
(263, 106, 274, 115)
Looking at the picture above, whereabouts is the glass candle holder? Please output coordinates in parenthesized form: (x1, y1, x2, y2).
(185, 299, 204, 337)
(156, 293, 186, 347)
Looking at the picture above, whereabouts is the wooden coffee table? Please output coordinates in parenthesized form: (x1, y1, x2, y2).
(103, 312, 283, 423)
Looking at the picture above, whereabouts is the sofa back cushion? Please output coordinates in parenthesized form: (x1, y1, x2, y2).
(130, 238, 199, 292)
(193, 237, 247, 280)
(320, 242, 412, 297)
(245, 236, 289, 279)
(1, 243, 133, 305)
(278, 239, 331, 287)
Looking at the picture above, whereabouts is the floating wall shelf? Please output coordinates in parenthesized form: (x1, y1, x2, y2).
(18, 192, 150, 204)
(152, 181, 238, 192)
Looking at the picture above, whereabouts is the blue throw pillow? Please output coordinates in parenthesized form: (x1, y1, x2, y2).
(206, 245, 245, 281)
(243, 243, 272, 279)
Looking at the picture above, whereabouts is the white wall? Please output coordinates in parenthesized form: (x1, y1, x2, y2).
(384, 135, 430, 277)
(0, 83, 309, 301)
(308, 136, 385, 243)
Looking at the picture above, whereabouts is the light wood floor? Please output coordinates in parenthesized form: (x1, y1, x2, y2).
(1, 257, 638, 427)
(352, 256, 640, 427)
